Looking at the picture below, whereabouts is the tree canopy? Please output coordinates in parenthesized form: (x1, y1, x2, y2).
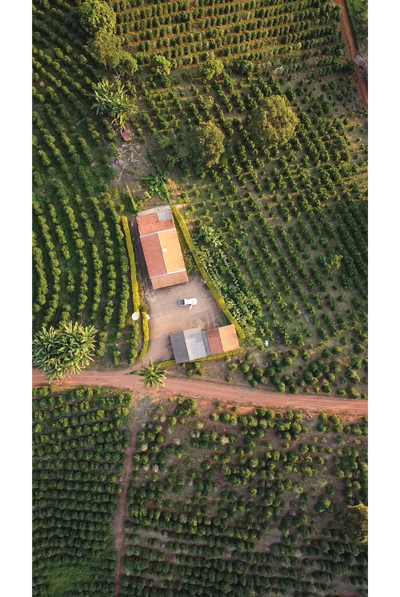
(200, 57, 224, 80)
(342, 503, 368, 543)
(90, 28, 121, 68)
(32, 322, 97, 381)
(189, 120, 225, 168)
(151, 55, 171, 77)
(90, 29, 138, 73)
(248, 95, 299, 148)
(79, 0, 116, 37)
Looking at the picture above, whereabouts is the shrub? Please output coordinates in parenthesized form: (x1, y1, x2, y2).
(253, 366, 264, 380)
(249, 96, 299, 148)
(354, 344, 366, 354)
(121, 216, 140, 312)
(137, 312, 149, 361)
(200, 57, 224, 80)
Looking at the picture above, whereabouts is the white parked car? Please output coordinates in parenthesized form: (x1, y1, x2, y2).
(178, 298, 198, 309)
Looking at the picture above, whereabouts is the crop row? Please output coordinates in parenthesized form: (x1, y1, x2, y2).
(120, 398, 367, 597)
(33, 3, 136, 363)
(32, 387, 131, 597)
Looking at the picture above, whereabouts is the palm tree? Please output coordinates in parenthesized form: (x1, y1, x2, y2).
(33, 322, 97, 382)
(139, 359, 167, 389)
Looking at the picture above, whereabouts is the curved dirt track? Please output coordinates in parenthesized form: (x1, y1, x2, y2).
(336, 0, 368, 108)
(32, 369, 367, 415)
(113, 429, 135, 597)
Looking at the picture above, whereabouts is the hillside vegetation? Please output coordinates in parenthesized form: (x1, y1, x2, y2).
(32, 1, 367, 386)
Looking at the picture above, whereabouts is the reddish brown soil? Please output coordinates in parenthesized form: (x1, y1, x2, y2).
(32, 369, 368, 415)
(336, 0, 368, 108)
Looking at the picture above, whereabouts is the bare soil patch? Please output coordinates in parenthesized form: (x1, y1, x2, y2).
(141, 275, 225, 365)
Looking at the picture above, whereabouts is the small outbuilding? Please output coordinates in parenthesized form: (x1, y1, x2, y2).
(169, 324, 239, 364)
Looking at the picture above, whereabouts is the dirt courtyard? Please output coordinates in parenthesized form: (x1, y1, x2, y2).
(141, 275, 224, 365)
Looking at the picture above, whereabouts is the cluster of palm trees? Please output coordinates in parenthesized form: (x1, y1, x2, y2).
(33, 321, 168, 389)
(32, 322, 97, 382)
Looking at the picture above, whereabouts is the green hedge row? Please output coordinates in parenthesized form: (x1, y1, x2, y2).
(157, 347, 243, 368)
(195, 347, 244, 363)
(156, 359, 177, 368)
(172, 206, 245, 339)
(138, 311, 149, 361)
(121, 216, 140, 313)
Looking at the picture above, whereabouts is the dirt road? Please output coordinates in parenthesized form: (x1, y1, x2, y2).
(335, 0, 368, 108)
(32, 369, 368, 415)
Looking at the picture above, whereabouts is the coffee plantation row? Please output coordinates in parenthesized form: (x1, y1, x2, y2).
(32, 388, 367, 596)
(112, 0, 348, 74)
(32, 386, 131, 596)
(33, 2, 140, 364)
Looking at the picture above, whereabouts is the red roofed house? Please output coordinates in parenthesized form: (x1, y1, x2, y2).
(136, 206, 189, 290)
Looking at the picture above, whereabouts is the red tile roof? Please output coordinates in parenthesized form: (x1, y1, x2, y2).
(137, 210, 188, 289)
(159, 229, 186, 274)
(151, 271, 188, 289)
(206, 328, 224, 355)
(219, 325, 240, 352)
(140, 234, 167, 278)
(137, 213, 175, 236)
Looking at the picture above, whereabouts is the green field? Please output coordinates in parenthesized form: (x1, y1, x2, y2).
(32, 2, 367, 391)
(345, 0, 368, 48)
(112, 0, 347, 73)
(32, 2, 135, 365)
(133, 67, 367, 397)
(32, 385, 132, 596)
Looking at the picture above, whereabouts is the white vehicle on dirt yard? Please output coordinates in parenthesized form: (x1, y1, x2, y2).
(178, 298, 198, 309)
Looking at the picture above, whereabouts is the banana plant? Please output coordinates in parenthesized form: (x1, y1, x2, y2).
(91, 79, 137, 129)
(33, 322, 97, 381)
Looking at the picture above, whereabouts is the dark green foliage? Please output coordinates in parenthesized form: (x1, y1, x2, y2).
(189, 120, 225, 168)
(248, 96, 299, 148)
